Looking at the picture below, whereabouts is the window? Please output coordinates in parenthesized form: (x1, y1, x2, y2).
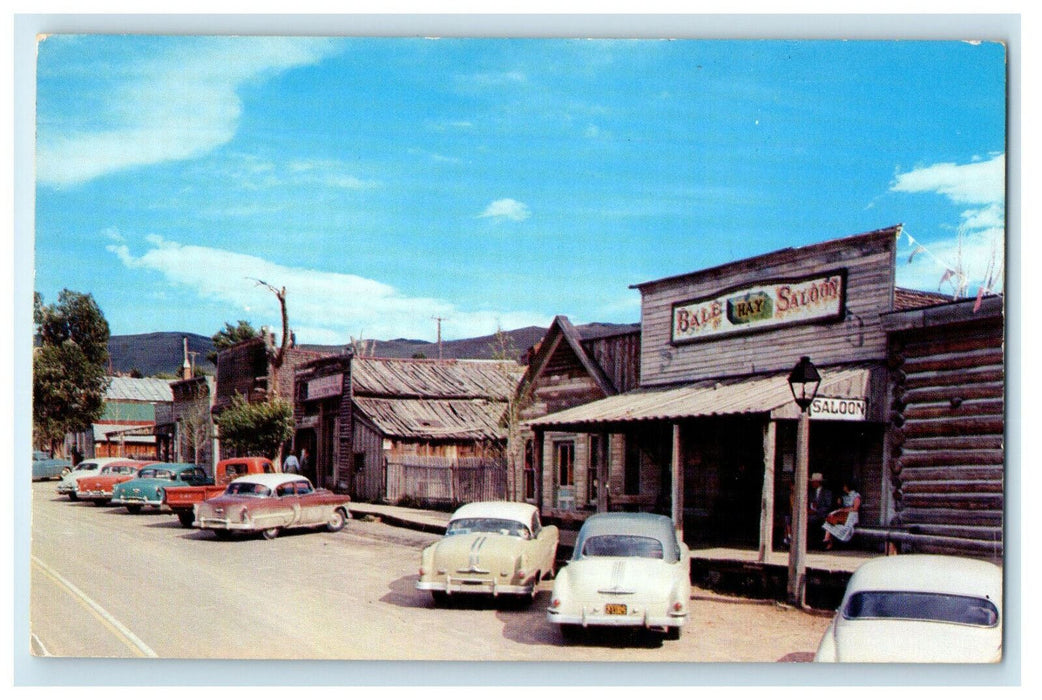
(523, 439, 536, 501)
(555, 441, 575, 487)
(587, 436, 600, 505)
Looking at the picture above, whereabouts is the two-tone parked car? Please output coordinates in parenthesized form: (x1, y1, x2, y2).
(75, 460, 155, 506)
(111, 463, 212, 514)
(164, 457, 276, 527)
(547, 512, 691, 641)
(814, 554, 1002, 663)
(32, 451, 72, 481)
(194, 473, 351, 540)
(416, 501, 559, 605)
(56, 457, 124, 499)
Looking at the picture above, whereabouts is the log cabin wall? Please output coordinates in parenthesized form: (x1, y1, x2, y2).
(883, 295, 1004, 558)
(351, 416, 385, 501)
(637, 227, 898, 386)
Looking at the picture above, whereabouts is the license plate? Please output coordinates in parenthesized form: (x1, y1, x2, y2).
(605, 603, 627, 615)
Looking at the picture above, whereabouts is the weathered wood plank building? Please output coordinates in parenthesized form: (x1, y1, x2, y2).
(293, 354, 522, 503)
(526, 226, 1001, 558)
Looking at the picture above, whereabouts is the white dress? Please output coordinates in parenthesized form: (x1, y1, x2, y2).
(822, 490, 860, 542)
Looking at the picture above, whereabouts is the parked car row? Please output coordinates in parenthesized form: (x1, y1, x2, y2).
(49, 460, 1002, 657)
(56, 457, 351, 541)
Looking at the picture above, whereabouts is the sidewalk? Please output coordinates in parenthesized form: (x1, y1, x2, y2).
(348, 501, 579, 546)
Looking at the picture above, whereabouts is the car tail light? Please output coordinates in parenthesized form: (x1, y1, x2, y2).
(419, 567, 426, 576)
(550, 598, 561, 608)
(673, 602, 684, 612)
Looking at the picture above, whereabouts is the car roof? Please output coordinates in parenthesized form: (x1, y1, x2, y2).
(137, 462, 203, 474)
(450, 501, 538, 524)
(577, 512, 676, 540)
(77, 457, 124, 467)
(228, 473, 313, 488)
(846, 554, 1002, 602)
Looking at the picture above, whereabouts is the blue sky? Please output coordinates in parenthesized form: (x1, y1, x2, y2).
(33, 36, 1007, 345)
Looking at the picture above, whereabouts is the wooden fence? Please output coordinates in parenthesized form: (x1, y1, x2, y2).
(386, 456, 506, 505)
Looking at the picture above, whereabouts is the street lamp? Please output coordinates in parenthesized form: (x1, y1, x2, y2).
(788, 355, 821, 412)
(787, 356, 820, 608)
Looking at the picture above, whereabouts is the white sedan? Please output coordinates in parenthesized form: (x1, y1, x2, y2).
(55, 457, 124, 500)
(814, 554, 1002, 662)
(547, 512, 690, 640)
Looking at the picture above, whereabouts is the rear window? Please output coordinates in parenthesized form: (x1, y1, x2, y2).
(843, 591, 999, 627)
(580, 534, 664, 560)
(225, 482, 271, 497)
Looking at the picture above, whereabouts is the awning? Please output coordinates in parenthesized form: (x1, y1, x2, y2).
(93, 423, 157, 445)
(524, 364, 882, 430)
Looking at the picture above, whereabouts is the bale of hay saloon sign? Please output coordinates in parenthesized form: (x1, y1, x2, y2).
(671, 270, 847, 344)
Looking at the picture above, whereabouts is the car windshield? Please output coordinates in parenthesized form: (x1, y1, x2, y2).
(580, 534, 664, 559)
(139, 469, 174, 480)
(225, 482, 272, 497)
(73, 463, 97, 472)
(446, 517, 531, 539)
(843, 591, 999, 627)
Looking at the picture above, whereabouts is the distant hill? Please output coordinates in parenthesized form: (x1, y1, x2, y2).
(107, 322, 639, 376)
(107, 332, 216, 377)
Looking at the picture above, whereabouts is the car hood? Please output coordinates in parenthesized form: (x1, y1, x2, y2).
(431, 532, 525, 571)
(832, 619, 1002, 663)
(557, 557, 677, 601)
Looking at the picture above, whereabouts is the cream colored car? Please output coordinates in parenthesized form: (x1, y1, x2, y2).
(814, 554, 1002, 662)
(417, 501, 559, 604)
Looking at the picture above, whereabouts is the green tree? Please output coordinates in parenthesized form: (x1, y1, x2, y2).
(33, 290, 111, 455)
(208, 320, 260, 363)
(215, 395, 293, 459)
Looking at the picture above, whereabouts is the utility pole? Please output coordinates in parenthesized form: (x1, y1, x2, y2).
(432, 316, 444, 360)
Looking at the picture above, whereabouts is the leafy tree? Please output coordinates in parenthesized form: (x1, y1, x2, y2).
(215, 395, 293, 459)
(208, 320, 260, 363)
(33, 290, 111, 455)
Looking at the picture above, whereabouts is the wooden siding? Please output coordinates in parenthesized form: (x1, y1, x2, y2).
(582, 331, 641, 393)
(886, 302, 1004, 557)
(638, 228, 898, 386)
(352, 418, 385, 501)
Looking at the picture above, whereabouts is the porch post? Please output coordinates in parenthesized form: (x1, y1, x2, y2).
(671, 423, 684, 540)
(533, 428, 545, 513)
(758, 419, 777, 562)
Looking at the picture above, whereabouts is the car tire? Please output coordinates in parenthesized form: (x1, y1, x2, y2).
(664, 626, 681, 641)
(177, 512, 195, 528)
(261, 527, 281, 540)
(92, 499, 108, 507)
(68, 493, 78, 501)
(325, 508, 347, 533)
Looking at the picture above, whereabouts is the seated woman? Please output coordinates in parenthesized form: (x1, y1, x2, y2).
(822, 479, 861, 550)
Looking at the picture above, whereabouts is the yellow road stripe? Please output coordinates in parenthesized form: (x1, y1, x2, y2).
(31, 555, 158, 658)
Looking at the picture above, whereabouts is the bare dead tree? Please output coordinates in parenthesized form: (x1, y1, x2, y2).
(249, 278, 290, 375)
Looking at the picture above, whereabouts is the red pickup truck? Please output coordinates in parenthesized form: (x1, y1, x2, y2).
(164, 457, 277, 526)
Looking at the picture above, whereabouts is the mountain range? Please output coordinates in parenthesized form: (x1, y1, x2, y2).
(106, 322, 639, 377)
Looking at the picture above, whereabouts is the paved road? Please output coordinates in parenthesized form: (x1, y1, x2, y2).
(29, 481, 830, 662)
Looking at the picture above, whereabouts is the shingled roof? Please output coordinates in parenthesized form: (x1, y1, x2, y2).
(352, 357, 522, 400)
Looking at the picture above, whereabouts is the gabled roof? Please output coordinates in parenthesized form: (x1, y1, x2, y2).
(353, 397, 507, 441)
(519, 315, 618, 404)
(352, 357, 522, 400)
(105, 376, 173, 402)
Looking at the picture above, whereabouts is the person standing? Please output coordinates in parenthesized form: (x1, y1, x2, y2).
(283, 451, 300, 474)
(807, 473, 833, 543)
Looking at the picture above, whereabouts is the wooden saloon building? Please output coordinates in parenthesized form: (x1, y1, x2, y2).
(523, 226, 1005, 558)
(292, 354, 522, 503)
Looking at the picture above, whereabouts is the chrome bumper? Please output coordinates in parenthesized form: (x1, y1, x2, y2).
(416, 576, 533, 596)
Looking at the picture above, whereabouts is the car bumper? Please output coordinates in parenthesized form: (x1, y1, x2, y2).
(547, 607, 687, 629)
(195, 517, 264, 531)
(56, 483, 76, 494)
(111, 496, 162, 507)
(77, 490, 111, 501)
(416, 577, 533, 596)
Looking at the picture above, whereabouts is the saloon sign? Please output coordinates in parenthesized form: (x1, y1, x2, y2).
(809, 396, 867, 421)
(671, 270, 847, 343)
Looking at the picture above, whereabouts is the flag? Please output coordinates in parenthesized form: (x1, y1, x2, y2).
(908, 245, 925, 263)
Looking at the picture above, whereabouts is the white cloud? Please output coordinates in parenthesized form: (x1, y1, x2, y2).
(890, 154, 1005, 205)
(891, 154, 1006, 295)
(478, 198, 531, 222)
(37, 38, 340, 187)
(107, 236, 550, 343)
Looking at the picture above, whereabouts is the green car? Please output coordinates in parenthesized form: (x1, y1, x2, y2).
(111, 463, 212, 514)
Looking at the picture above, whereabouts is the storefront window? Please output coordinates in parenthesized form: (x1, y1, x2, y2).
(587, 435, 600, 504)
(523, 439, 536, 501)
